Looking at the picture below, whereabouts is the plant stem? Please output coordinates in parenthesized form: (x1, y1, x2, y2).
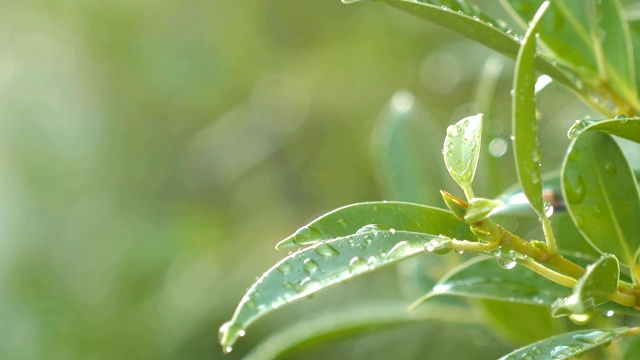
(540, 216, 557, 256)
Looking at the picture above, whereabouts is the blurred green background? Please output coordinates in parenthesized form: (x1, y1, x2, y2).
(0, 1, 596, 359)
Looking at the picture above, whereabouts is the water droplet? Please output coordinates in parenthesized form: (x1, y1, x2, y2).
(567, 118, 596, 139)
(510, 134, 515, 141)
(389, 228, 396, 234)
(446, 124, 459, 137)
(606, 310, 614, 317)
(456, 250, 464, 255)
(292, 226, 322, 246)
(303, 258, 318, 274)
(550, 345, 577, 359)
(488, 137, 508, 158)
(605, 162, 616, 175)
(277, 261, 291, 274)
(364, 235, 373, 245)
(615, 114, 627, 120)
(530, 172, 541, 184)
(564, 168, 586, 204)
(348, 256, 370, 274)
(592, 205, 601, 216)
(531, 149, 541, 162)
(569, 312, 592, 324)
(219, 321, 244, 353)
(356, 224, 388, 235)
(531, 346, 542, 355)
(497, 258, 517, 270)
(544, 200, 554, 217)
(314, 243, 340, 257)
(336, 218, 348, 228)
(574, 330, 610, 344)
(244, 298, 256, 308)
(521, 354, 533, 360)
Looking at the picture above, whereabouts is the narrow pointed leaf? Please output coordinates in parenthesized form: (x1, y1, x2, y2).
(512, 1, 549, 218)
(220, 230, 453, 352)
(567, 117, 640, 144)
(375, 0, 578, 91)
(276, 202, 474, 249)
(443, 114, 483, 195)
(244, 301, 477, 360)
(464, 197, 503, 223)
(551, 254, 620, 323)
(561, 131, 640, 266)
(498, 327, 629, 360)
(371, 90, 443, 205)
(411, 256, 570, 309)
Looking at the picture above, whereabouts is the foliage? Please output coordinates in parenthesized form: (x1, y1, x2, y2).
(221, 0, 640, 359)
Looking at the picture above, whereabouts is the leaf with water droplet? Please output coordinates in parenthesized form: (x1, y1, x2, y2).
(551, 254, 620, 323)
(371, 0, 578, 92)
(567, 117, 640, 144)
(497, 327, 628, 360)
(464, 197, 504, 223)
(276, 202, 474, 249)
(220, 230, 454, 352)
(561, 131, 640, 266)
(371, 90, 443, 205)
(512, 1, 549, 218)
(443, 114, 483, 195)
(411, 256, 570, 311)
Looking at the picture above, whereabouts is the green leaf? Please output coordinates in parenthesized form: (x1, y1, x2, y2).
(371, 90, 443, 205)
(443, 113, 483, 196)
(551, 254, 620, 324)
(371, 0, 578, 91)
(512, 1, 549, 218)
(498, 327, 629, 360)
(464, 197, 503, 223)
(244, 301, 477, 360)
(568, 117, 640, 144)
(503, 0, 638, 110)
(275, 201, 474, 249)
(411, 256, 570, 309)
(219, 230, 454, 353)
(561, 131, 640, 267)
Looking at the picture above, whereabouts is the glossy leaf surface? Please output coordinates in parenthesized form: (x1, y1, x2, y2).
(567, 117, 640, 144)
(443, 114, 482, 195)
(371, 90, 442, 205)
(220, 230, 453, 353)
(512, 1, 548, 218)
(276, 201, 474, 249)
(498, 327, 629, 360)
(561, 131, 640, 266)
(551, 254, 620, 323)
(411, 256, 570, 309)
(373, 0, 577, 91)
(464, 197, 503, 223)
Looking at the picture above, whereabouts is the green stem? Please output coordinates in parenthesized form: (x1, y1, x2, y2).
(540, 216, 557, 256)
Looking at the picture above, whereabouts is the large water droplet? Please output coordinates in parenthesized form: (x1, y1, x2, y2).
(569, 312, 592, 325)
(292, 226, 322, 246)
(615, 113, 628, 120)
(544, 200, 554, 217)
(531, 149, 541, 162)
(446, 124, 459, 137)
(277, 261, 291, 274)
(573, 330, 610, 344)
(531, 346, 542, 355)
(314, 243, 340, 257)
(303, 258, 318, 274)
(356, 224, 388, 235)
(530, 172, 541, 184)
(567, 118, 596, 139)
(550, 345, 579, 359)
(348, 256, 370, 274)
(497, 258, 517, 270)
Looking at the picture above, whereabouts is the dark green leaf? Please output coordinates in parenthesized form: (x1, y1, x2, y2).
(443, 114, 483, 196)
(276, 202, 474, 249)
(498, 327, 629, 360)
(568, 117, 640, 144)
(220, 230, 453, 353)
(551, 254, 620, 324)
(411, 256, 570, 309)
(512, 1, 549, 219)
(371, 90, 443, 205)
(561, 131, 640, 266)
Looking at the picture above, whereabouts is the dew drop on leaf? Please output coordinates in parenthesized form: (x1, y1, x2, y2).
(348, 256, 369, 274)
(292, 226, 322, 246)
(277, 261, 291, 274)
(336, 218, 348, 227)
(314, 243, 340, 257)
(302, 258, 318, 274)
(568, 312, 592, 325)
(544, 200, 554, 217)
(604, 162, 617, 175)
(497, 258, 517, 270)
(446, 124, 459, 137)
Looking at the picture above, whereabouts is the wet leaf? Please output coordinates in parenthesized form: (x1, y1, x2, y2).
(464, 197, 503, 223)
(551, 254, 620, 323)
(371, 90, 443, 206)
(368, 0, 578, 91)
(561, 131, 640, 266)
(512, 1, 549, 218)
(567, 117, 640, 144)
(276, 201, 474, 249)
(498, 327, 629, 360)
(411, 256, 570, 309)
(443, 114, 483, 195)
(220, 230, 454, 353)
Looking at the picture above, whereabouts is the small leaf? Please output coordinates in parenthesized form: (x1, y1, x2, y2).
(498, 327, 629, 360)
(276, 201, 474, 249)
(464, 197, 504, 223)
(443, 113, 483, 196)
(220, 230, 454, 353)
(371, 90, 443, 205)
(374, 0, 578, 91)
(561, 131, 640, 267)
(411, 256, 570, 310)
(567, 117, 640, 144)
(551, 254, 620, 324)
(512, 1, 549, 218)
